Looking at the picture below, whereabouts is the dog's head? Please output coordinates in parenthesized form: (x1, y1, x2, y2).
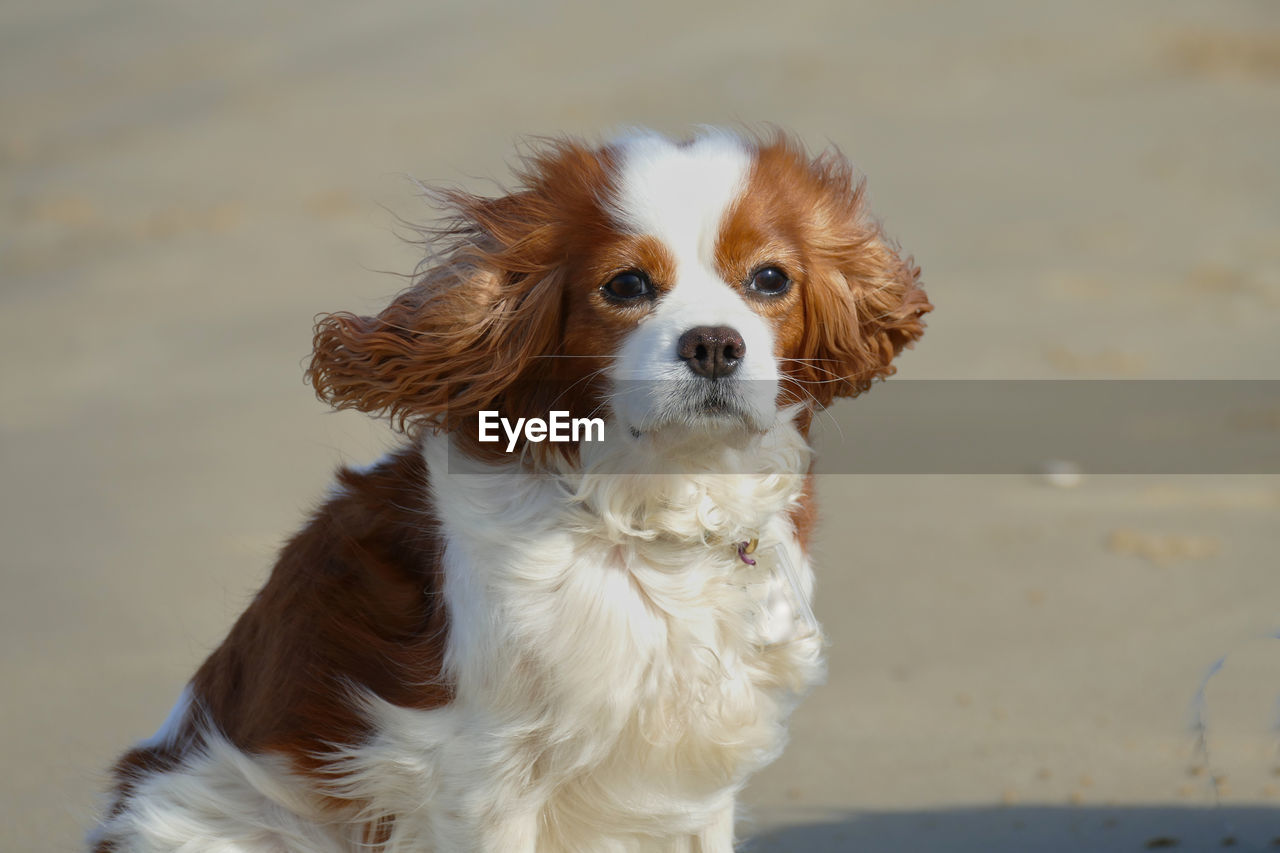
(308, 130, 930, 462)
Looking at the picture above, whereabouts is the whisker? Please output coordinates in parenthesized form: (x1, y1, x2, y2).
(780, 359, 853, 383)
(545, 366, 613, 411)
(779, 376, 846, 440)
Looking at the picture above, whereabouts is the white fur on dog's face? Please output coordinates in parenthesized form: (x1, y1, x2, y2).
(606, 133, 781, 438)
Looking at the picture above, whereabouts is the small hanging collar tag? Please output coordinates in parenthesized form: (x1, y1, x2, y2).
(736, 538, 759, 565)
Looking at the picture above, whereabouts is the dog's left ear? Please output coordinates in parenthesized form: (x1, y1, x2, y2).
(794, 163, 932, 408)
(306, 190, 565, 433)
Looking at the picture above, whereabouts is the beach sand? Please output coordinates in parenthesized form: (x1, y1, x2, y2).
(2, 1, 1278, 849)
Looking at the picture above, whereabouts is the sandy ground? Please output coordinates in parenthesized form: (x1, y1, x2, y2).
(3, 1, 1279, 850)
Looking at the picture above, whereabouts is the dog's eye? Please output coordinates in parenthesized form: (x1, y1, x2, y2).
(602, 270, 653, 301)
(747, 266, 791, 296)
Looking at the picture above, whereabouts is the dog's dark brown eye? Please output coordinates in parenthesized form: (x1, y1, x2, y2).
(748, 266, 790, 296)
(602, 270, 653, 301)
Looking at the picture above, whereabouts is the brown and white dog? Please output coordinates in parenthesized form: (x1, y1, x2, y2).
(92, 129, 929, 852)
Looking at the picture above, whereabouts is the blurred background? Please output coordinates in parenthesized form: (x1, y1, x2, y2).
(2, 1, 1278, 850)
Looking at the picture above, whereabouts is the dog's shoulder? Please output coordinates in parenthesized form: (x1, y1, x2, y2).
(192, 443, 451, 774)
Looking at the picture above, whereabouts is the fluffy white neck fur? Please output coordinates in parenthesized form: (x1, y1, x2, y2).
(430, 413, 811, 550)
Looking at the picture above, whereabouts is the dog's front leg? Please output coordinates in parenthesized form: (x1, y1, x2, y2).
(693, 799, 736, 853)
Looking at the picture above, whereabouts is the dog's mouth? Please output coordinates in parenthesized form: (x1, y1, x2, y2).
(693, 382, 742, 416)
(624, 377, 769, 438)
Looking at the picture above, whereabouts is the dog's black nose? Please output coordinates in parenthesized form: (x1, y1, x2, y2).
(677, 326, 745, 379)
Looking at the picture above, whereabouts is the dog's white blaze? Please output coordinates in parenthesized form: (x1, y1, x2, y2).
(608, 132, 780, 434)
(610, 130, 751, 270)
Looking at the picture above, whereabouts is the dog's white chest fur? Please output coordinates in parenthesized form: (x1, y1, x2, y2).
(341, 430, 825, 851)
(92, 427, 825, 853)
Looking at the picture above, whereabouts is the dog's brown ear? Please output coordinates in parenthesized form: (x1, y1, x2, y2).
(793, 157, 931, 407)
(307, 194, 565, 432)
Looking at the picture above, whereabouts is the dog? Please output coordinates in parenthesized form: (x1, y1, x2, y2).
(92, 129, 929, 852)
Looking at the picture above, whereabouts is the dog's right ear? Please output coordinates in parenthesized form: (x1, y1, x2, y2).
(307, 192, 565, 432)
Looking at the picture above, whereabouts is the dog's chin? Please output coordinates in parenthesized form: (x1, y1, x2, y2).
(613, 377, 780, 452)
(627, 401, 772, 452)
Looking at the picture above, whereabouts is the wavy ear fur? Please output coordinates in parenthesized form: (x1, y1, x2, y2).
(307, 191, 566, 433)
(792, 150, 931, 407)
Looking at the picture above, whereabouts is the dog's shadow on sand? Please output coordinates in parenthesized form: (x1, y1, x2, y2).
(745, 805, 1280, 852)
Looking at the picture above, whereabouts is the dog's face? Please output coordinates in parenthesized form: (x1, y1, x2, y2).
(308, 131, 930, 457)
(596, 134, 786, 439)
